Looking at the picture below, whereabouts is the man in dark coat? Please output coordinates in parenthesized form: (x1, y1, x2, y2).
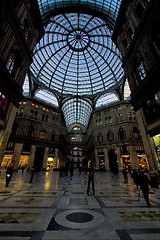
(137, 171, 152, 207)
(86, 165, 95, 195)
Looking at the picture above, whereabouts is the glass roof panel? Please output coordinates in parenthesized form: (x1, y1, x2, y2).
(96, 92, 119, 108)
(37, 0, 122, 28)
(62, 98, 92, 127)
(35, 90, 59, 106)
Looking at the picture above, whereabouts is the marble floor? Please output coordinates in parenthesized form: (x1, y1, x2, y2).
(0, 169, 159, 240)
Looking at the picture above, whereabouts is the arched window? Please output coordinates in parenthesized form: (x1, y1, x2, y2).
(45, 115, 49, 122)
(132, 112, 136, 120)
(7, 50, 21, 76)
(138, 62, 146, 80)
(11, 123, 18, 136)
(132, 127, 140, 139)
(109, 116, 112, 124)
(105, 117, 108, 124)
(7, 56, 15, 73)
(27, 125, 34, 138)
(118, 128, 126, 141)
(97, 132, 103, 143)
(128, 112, 132, 120)
(52, 131, 55, 141)
(96, 120, 99, 126)
(99, 119, 102, 125)
(119, 113, 123, 121)
(40, 128, 46, 139)
(42, 113, 45, 121)
(107, 130, 114, 142)
(115, 114, 119, 123)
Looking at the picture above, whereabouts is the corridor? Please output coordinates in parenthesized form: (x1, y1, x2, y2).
(0, 169, 159, 240)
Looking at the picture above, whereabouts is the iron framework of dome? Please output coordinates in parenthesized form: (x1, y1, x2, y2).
(28, 0, 124, 130)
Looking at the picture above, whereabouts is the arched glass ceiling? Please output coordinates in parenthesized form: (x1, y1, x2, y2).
(37, 0, 122, 28)
(95, 92, 119, 108)
(31, 13, 124, 97)
(35, 90, 59, 106)
(62, 98, 92, 127)
(124, 79, 131, 100)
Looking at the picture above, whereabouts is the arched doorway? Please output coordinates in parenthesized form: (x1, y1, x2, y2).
(33, 147, 44, 171)
(108, 149, 119, 174)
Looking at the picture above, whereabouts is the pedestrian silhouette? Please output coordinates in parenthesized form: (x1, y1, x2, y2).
(86, 165, 95, 195)
(137, 171, 152, 207)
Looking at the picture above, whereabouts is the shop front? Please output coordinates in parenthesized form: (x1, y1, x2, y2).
(137, 154, 149, 171)
(1, 154, 12, 168)
(46, 157, 54, 170)
(121, 155, 131, 172)
(152, 134, 160, 165)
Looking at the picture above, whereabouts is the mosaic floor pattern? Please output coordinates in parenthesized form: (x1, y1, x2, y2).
(0, 169, 159, 239)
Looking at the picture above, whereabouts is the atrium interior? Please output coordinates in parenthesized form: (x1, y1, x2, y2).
(0, 0, 160, 239)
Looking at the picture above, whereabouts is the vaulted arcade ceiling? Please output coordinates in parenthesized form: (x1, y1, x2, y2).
(28, 0, 124, 130)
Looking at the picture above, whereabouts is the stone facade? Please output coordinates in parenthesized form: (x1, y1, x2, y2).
(2, 97, 67, 170)
(112, 0, 160, 170)
(86, 101, 147, 172)
(0, 0, 44, 165)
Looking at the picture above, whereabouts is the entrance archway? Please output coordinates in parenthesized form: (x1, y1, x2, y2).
(108, 149, 119, 173)
(33, 147, 44, 171)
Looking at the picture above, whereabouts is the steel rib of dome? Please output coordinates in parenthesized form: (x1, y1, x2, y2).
(30, 13, 124, 97)
(30, 1, 124, 128)
(37, 0, 122, 28)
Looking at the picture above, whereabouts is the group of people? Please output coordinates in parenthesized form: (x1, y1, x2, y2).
(122, 168, 152, 208)
(5, 163, 155, 208)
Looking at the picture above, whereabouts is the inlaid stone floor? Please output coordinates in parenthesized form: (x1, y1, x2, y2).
(0, 169, 159, 240)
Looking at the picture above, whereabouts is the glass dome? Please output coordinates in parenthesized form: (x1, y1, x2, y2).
(30, 13, 124, 98)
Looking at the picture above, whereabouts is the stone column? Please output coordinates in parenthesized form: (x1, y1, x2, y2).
(94, 148, 99, 168)
(136, 109, 159, 170)
(28, 145, 36, 170)
(43, 147, 49, 170)
(0, 105, 17, 165)
(128, 145, 139, 169)
(116, 146, 122, 169)
(11, 143, 23, 170)
(104, 147, 109, 170)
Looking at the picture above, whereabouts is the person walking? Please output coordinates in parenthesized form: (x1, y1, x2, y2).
(86, 165, 95, 195)
(122, 168, 128, 184)
(6, 166, 13, 187)
(137, 171, 152, 207)
(30, 167, 35, 183)
(132, 169, 139, 189)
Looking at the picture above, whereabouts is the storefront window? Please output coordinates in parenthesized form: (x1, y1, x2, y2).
(153, 134, 160, 163)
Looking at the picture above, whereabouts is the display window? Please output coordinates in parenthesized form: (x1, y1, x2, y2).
(1, 155, 12, 168)
(153, 134, 160, 164)
(122, 155, 131, 172)
(137, 155, 148, 170)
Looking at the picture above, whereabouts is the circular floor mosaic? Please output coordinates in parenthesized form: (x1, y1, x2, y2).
(55, 209, 104, 229)
(66, 212, 94, 223)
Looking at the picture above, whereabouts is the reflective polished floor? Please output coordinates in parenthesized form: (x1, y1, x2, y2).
(0, 169, 159, 240)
